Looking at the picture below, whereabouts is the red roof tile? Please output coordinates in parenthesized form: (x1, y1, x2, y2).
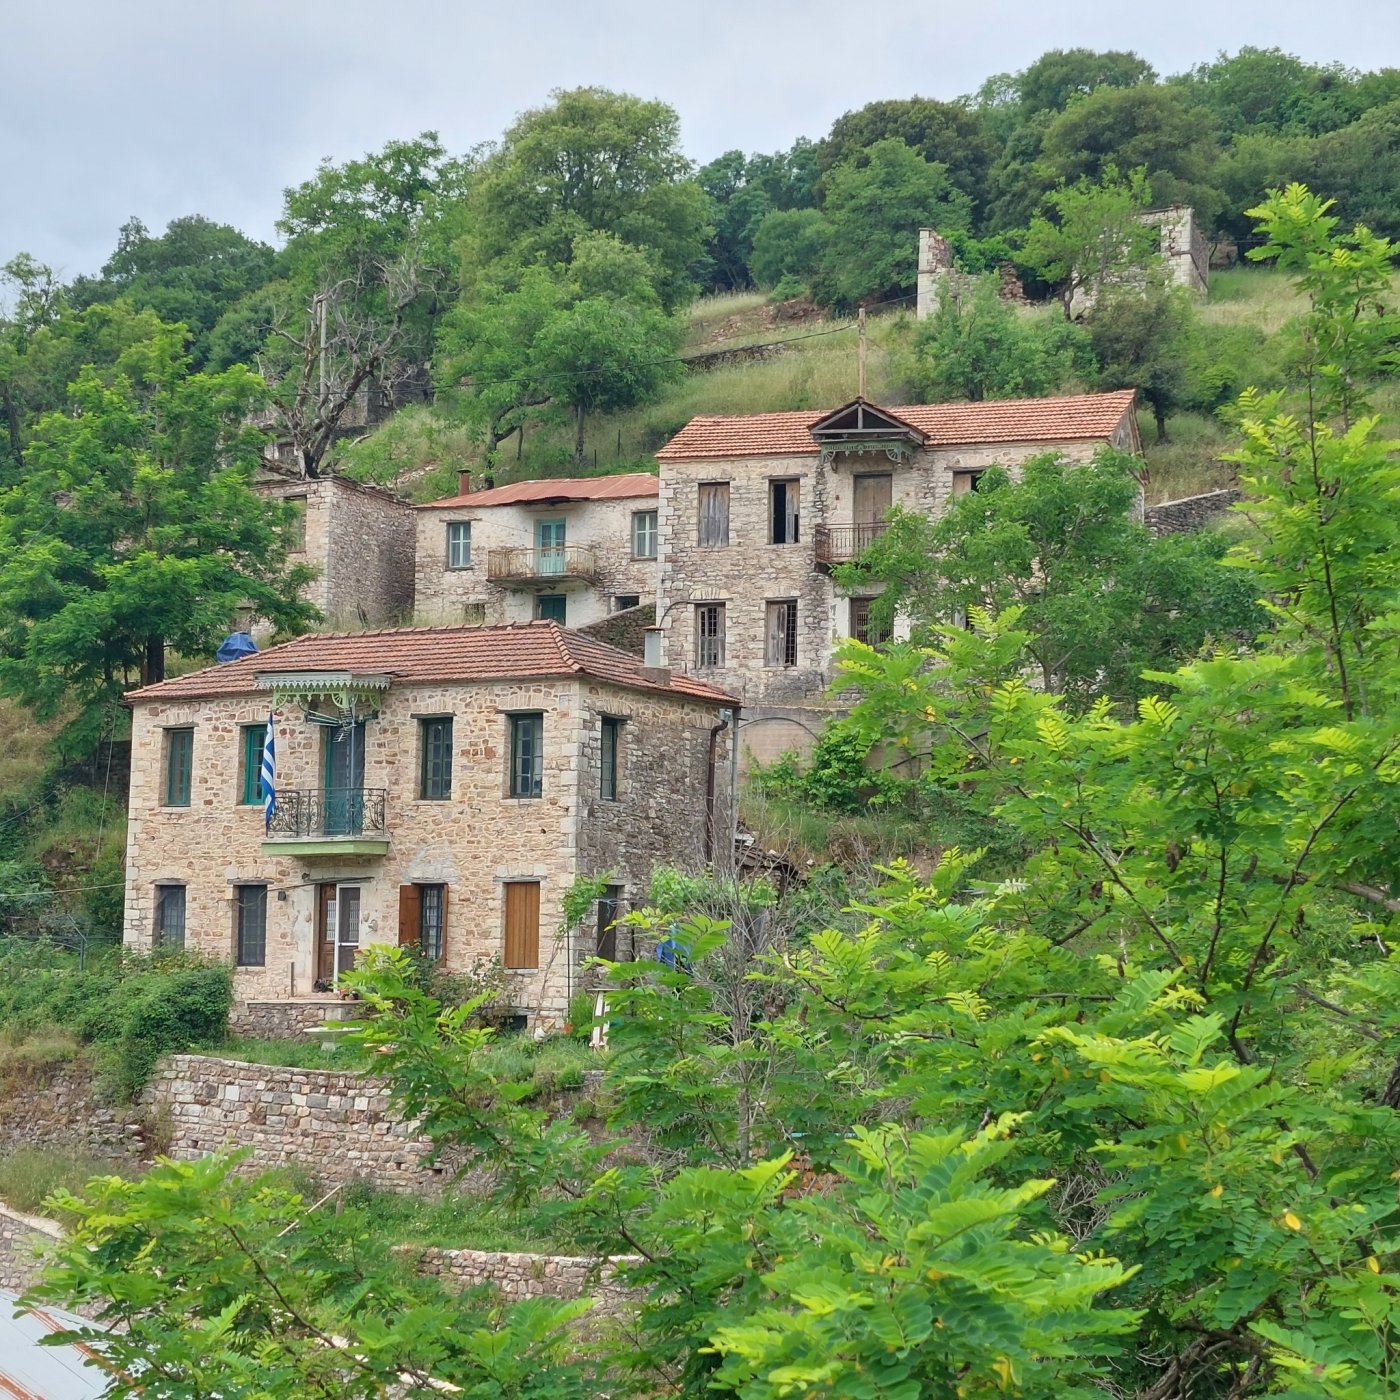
(419, 473, 658, 510)
(653, 391, 1139, 461)
(126, 622, 737, 707)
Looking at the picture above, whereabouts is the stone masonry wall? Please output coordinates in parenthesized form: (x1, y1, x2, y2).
(144, 1054, 444, 1191)
(415, 491, 659, 630)
(578, 603, 656, 656)
(411, 1245, 639, 1306)
(0, 1202, 63, 1296)
(0, 1063, 146, 1162)
(226, 999, 361, 1038)
(1145, 488, 1241, 536)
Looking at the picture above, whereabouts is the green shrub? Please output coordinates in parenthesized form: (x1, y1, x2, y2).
(0, 1147, 134, 1214)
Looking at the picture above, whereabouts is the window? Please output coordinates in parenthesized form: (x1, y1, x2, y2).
(503, 881, 541, 969)
(632, 509, 658, 559)
(446, 522, 472, 569)
(286, 495, 307, 552)
(155, 885, 186, 950)
(239, 724, 266, 806)
(536, 594, 566, 623)
(695, 603, 726, 668)
(419, 884, 447, 963)
(851, 597, 891, 648)
(509, 713, 544, 798)
(613, 594, 641, 612)
(765, 600, 799, 668)
(419, 717, 453, 800)
(697, 482, 730, 547)
(235, 885, 267, 966)
(597, 884, 625, 961)
(462, 601, 486, 626)
(600, 715, 622, 800)
(769, 479, 800, 544)
(952, 470, 985, 496)
(164, 728, 193, 807)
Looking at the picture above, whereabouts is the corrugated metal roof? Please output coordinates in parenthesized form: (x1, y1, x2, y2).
(654, 391, 1139, 460)
(0, 1290, 111, 1399)
(419, 472, 659, 510)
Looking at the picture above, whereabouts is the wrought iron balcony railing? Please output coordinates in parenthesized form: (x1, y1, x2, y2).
(266, 788, 388, 840)
(813, 521, 890, 566)
(486, 544, 599, 583)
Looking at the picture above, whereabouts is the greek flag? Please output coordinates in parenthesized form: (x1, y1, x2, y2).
(261, 714, 276, 832)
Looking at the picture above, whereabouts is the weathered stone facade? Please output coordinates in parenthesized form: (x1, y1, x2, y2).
(256, 475, 416, 627)
(915, 229, 1028, 318)
(1145, 488, 1241, 536)
(414, 477, 659, 630)
(578, 603, 656, 657)
(0, 1062, 145, 1162)
(121, 627, 735, 1020)
(411, 1245, 639, 1306)
(226, 998, 361, 1038)
(649, 400, 1142, 761)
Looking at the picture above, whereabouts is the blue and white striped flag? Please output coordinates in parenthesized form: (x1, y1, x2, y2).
(261, 714, 276, 832)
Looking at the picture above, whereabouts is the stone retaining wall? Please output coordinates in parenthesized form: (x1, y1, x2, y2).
(1145, 488, 1241, 536)
(0, 1202, 62, 1295)
(145, 1054, 444, 1192)
(227, 999, 360, 1038)
(409, 1245, 640, 1306)
(0, 1063, 146, 1162)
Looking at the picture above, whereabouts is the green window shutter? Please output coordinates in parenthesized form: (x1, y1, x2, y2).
(165, 730, 193, 806)
(241, 725, 266, 805)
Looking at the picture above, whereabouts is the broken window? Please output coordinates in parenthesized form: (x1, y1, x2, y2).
(695, 603, 726, 667)
(851, 597, 891, 647)
(952, 470, 985, 496)
(769, 479, 800, 544)
(697, 483, 730, 547)
(765, 599, 799, 668)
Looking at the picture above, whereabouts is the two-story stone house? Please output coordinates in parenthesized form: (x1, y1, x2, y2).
(653, 390, 1141, 762)
(121, 622, 737, 1022)
(413, 473, 660, 630)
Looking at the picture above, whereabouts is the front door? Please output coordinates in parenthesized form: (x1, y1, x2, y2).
(316, 881, 362, 987)
(853, 473, 893, 549)
(535, 519, 566, 576)
(322, 722, 366, 835)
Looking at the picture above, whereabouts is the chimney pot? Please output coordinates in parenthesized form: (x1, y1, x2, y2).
(643, 627, 664, 668)
(458, 470, 473, 496)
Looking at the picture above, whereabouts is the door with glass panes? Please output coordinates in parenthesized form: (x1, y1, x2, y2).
(535, 519, 566, 576)
(322, 721, 365, 834)
(316, 882, 362, 986)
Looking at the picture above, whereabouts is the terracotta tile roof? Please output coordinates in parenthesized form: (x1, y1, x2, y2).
(126, 622, 737, 707)
(419, 472, 659, 510)
(653, 391, 1139, 461)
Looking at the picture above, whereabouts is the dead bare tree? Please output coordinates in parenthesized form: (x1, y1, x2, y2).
(260, 245, 440, 478)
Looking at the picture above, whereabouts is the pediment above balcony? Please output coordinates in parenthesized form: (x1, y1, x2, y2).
(809, 398, 927, 465)
(257, 670, 391, 718)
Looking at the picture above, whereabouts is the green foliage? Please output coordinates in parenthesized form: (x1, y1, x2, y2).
(897, 275, 1095, 402)
(814, 139, 972, 308)
(0, 944, 231, 1100)
(752, 722, 907, 815)
(749, 207, 829, 293)
(1087, 279, 1196, 440)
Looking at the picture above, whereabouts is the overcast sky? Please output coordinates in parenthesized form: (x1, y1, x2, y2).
(3, 0, 1397, 278)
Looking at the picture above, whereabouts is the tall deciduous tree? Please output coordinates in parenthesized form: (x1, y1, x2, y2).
(1088, 279, 1196, 441)
(0, 334, 314, 746)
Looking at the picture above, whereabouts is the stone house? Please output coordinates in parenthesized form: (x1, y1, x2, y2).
(254, 474, 416, 627)
(121, 622, 737, 1022)
(653, 390, 1141, 764)
(413, 473, 660, 630)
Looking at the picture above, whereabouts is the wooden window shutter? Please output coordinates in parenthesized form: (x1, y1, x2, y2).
(504, 882, 540, 969)
(439, 885, 449, 961)
(398, 884, 421, 948)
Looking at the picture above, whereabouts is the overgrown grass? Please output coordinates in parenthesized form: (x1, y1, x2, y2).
(0, 1147, 135, 1215)
(336, 1180, 576, 1253)
(0, 699, 58, 799)
(215, 1033, 368, 1072)
(0, 1025, 82, 1091)
(1141, 411, 1238, 503)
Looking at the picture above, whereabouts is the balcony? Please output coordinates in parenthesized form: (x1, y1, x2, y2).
(813, 522, 890, 569)
(486, 545, 599, 584)
(261, 787, 390, 856)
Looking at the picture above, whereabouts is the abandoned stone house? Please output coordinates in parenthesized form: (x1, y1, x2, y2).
(652, 390, 1141, 764)
(254, 474, 416, 628)
(121, 623, 737, 1022)
(413, 472, 660, 630)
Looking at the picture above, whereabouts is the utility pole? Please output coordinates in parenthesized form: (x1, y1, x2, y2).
(317, 292, 328, 406)
(857, 306, 867, 400)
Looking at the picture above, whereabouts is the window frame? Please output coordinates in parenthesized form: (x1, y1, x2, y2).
(155, 884, 186, 950)
(631, 509, 658, 560)
(239, 724, 266, 806)
(419, 883, 447, 963)
(952, 470, 985, 496)
(769, 478, 800, 545)
(445, 521, 473, 570)
(695, 602, 726, 668)
(613, 594, 641, 612)
(535, 594, 566, 623)
(697, 482, 731, 548)
(163, 728, 194, 808)
(285, 495, 307, 552)
(765, 599, 799, 668)
(418, 716, 454, 801)
(600, 715, 623, 801)
(234, 884, 267, 967)
(597, 884, 625, 961)
(508, 712, 545, 799)
(850, 597, 891, 648)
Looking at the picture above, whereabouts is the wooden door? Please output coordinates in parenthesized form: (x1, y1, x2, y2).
(316, 883, 336, 984)
(335, 885, 361, 978)
(853, 473, 892, 549)
(503, 882, 541, 970)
